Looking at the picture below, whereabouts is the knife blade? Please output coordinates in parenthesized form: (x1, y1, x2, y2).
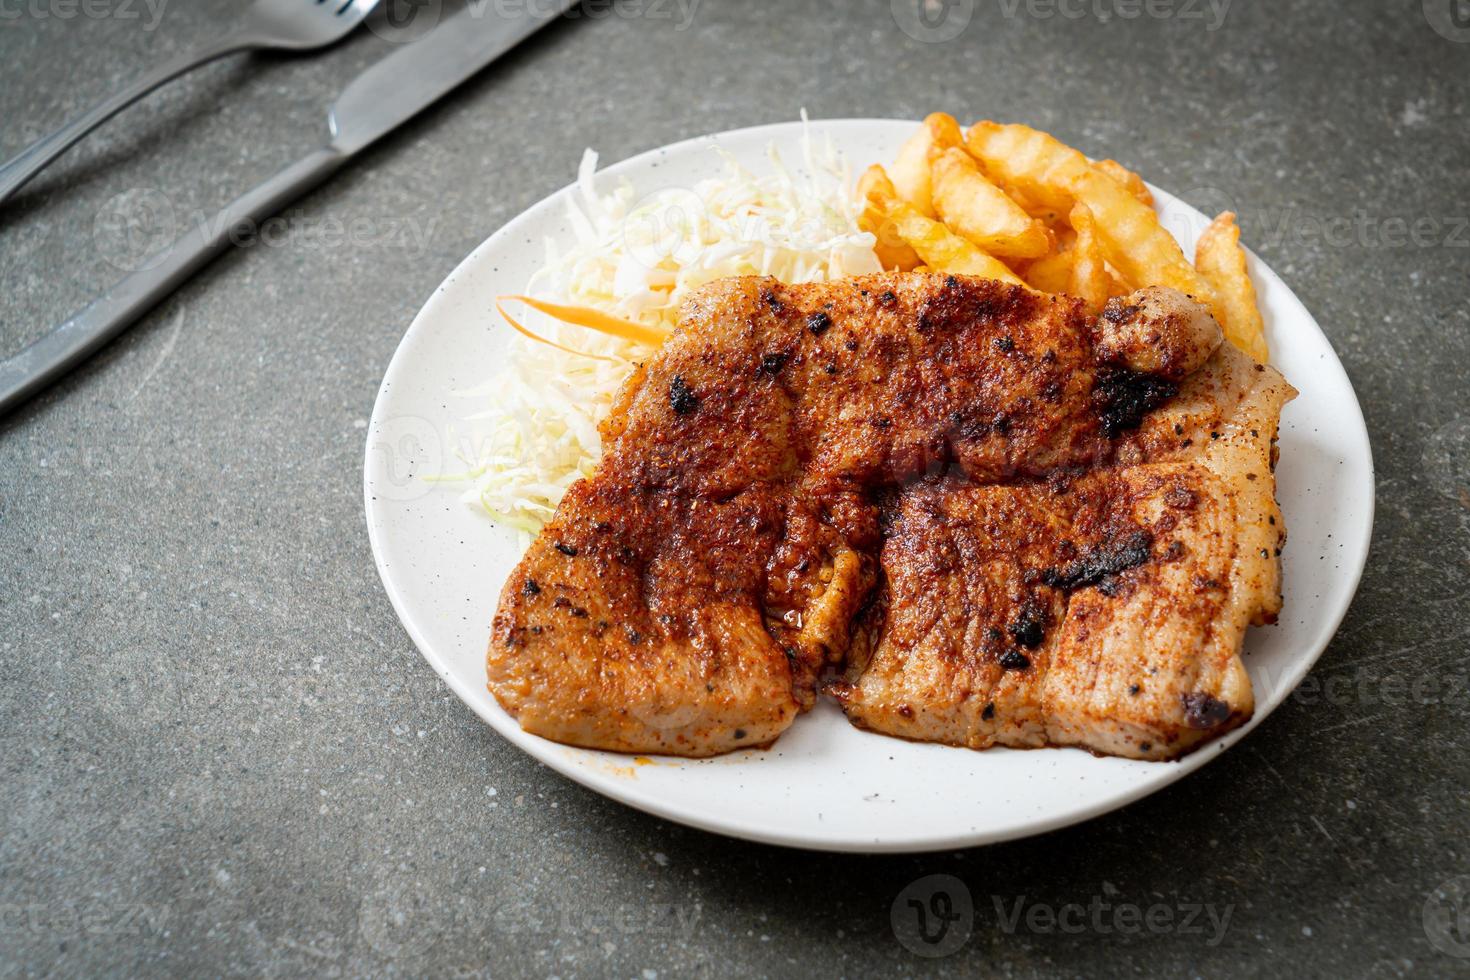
(330, 1, 575, 155)
(0, 0, 576, 417)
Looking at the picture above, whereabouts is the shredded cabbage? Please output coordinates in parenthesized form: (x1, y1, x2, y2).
(441, 120, 882, 540)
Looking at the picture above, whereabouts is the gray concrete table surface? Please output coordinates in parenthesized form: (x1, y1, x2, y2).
(1, 0, 1467, 975)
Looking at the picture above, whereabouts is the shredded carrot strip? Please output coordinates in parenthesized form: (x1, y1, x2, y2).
(500, 294, 670, 348)
(494, 298, 618, 363)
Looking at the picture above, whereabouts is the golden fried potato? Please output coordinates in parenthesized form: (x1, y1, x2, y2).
(857, 165, 922, 272)
(886, 201, 1024, 285)
(861, 163, 1020, 284)
(890, 113, 964, 217)
(1093, 159, 1153, 206)
(1021, 249, 1073, 294)
(964, 121, 1076, 215)
(1195, 211, 1269, 362)
(966, 121, 1226, 326)
(1105, 265, 1131, 298)
(1068, 203, 1110, 314)
(1000, 182, 1065, 227)
(858, 163, 900, 205)
(931, 148, 1053, 259)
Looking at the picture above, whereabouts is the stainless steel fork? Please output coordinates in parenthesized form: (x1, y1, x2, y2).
(0, 0, 384, 209)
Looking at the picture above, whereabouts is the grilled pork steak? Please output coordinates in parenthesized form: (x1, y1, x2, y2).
(487, 274, 1294, 759)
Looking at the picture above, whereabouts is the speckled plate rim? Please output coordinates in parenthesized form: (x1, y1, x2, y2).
(364, 119, 1374, 853)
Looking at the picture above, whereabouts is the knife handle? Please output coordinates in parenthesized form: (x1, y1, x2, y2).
(0, 145, 345, 417)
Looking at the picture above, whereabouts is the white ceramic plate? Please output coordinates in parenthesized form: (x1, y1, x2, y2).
(364, 120, 1374, 853)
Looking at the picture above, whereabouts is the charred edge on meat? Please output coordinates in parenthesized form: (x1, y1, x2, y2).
(1040, 530, 1154, 592)
(1100, 300, 1140, 326)
(1092, 368, 1178, 438)
(1182, 692, 1232, 729)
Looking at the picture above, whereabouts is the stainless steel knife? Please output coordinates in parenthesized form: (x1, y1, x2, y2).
(0, 0, 576, 416)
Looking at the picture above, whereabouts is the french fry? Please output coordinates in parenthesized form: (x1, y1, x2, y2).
(1021, 249, 1073, 294)
(861, 163, 1022, 285)
(1068, 203, 1110, 314)
(1000, 181, 1066, 227)
(1195, 212, 1269, 362)
(857, 165, 922, 272)
(888, 202, 1025, 284)
(1093, 159, 1153, 207)
(964, 121, 1076, 214)
(857, 164, 900, 206)
(931, 148, 1053, 259)
(966, 121, 1227, 326)
(890, 113, 964, 217)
